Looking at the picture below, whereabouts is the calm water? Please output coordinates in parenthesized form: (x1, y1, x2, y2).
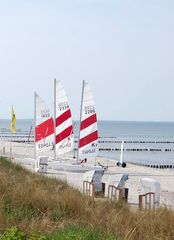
(1, 119, 174, 139)
(1, 119, 174, 165)
(98, 121, 174, 139)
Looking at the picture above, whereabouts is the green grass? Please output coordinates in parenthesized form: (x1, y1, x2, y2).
(0, 157, 174, 239)
(47, 226, 116, 240)
(0, 226, 115, 240)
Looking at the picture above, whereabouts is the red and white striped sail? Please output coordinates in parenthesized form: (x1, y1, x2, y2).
(78, 81, 98, 159)
(55, 80, 74, 156)
(35, 92, 54, 156)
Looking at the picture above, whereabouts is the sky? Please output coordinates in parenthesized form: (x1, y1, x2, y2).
(0, 0, 174, 121)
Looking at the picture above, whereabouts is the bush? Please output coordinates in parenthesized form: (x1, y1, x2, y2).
(0, 227, 47, 240)
(0, 227, 25, 240)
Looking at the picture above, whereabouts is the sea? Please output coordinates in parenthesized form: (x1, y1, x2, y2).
(1, 119, 174, 167)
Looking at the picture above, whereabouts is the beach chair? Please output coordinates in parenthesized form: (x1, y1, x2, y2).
(83, 169, 105, 197)
(102, 174, 129, 201)
(36, 156, 48, 173)
(139, 177, 161, 209)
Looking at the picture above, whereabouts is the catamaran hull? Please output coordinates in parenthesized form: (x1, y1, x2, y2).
(48, 161, 103, 173)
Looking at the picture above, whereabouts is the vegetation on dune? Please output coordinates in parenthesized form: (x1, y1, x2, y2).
(0, 226, 115, 240)
(0, 157, 174, 239)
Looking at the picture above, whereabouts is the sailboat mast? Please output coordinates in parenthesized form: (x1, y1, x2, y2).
(34, 91, 36, 161)
(54, 78, 57, 161)
(77, 80, 85, 163)
(10, 105, 12, 160)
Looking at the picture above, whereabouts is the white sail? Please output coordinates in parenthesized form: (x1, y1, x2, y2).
(120, 140, 124, 165)
(78, 80, 98, 160)
(35, 92, 54, 156)
(54, 79, 74, 156)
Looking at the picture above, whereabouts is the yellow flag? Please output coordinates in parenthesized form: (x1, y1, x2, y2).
(11, 106, 16, 133)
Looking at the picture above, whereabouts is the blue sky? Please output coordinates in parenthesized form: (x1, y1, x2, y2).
(0, 0, 174, 121)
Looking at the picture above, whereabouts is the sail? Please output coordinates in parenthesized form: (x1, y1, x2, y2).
(35, 93, 54, 155)
(78, 81, 98, 159)
(55, 80, 74, 155)
(120, 140, 124, 165)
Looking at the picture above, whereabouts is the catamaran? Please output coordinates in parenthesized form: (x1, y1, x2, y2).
(77, 80, 98, 162)
(56, 80, 102, 172)
(34, 92, 54, 171)
(54, 79, 74, 159)
(34, 80, 103, 172)
(48, 79, 76, 171)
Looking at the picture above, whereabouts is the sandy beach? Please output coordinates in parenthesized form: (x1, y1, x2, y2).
(0, 140, 174, 208)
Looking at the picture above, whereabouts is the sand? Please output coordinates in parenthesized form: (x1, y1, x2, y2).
(0, 140, 174, 208)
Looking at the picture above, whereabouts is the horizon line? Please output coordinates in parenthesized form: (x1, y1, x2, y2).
(1, 119, 174, 123)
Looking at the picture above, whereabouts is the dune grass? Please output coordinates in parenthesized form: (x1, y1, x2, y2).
(0, 157, 174, 239)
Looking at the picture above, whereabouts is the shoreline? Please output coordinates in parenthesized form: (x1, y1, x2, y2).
(0, 140, 174, 208)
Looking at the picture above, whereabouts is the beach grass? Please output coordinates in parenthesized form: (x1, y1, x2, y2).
(0, 157, 174, 239)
